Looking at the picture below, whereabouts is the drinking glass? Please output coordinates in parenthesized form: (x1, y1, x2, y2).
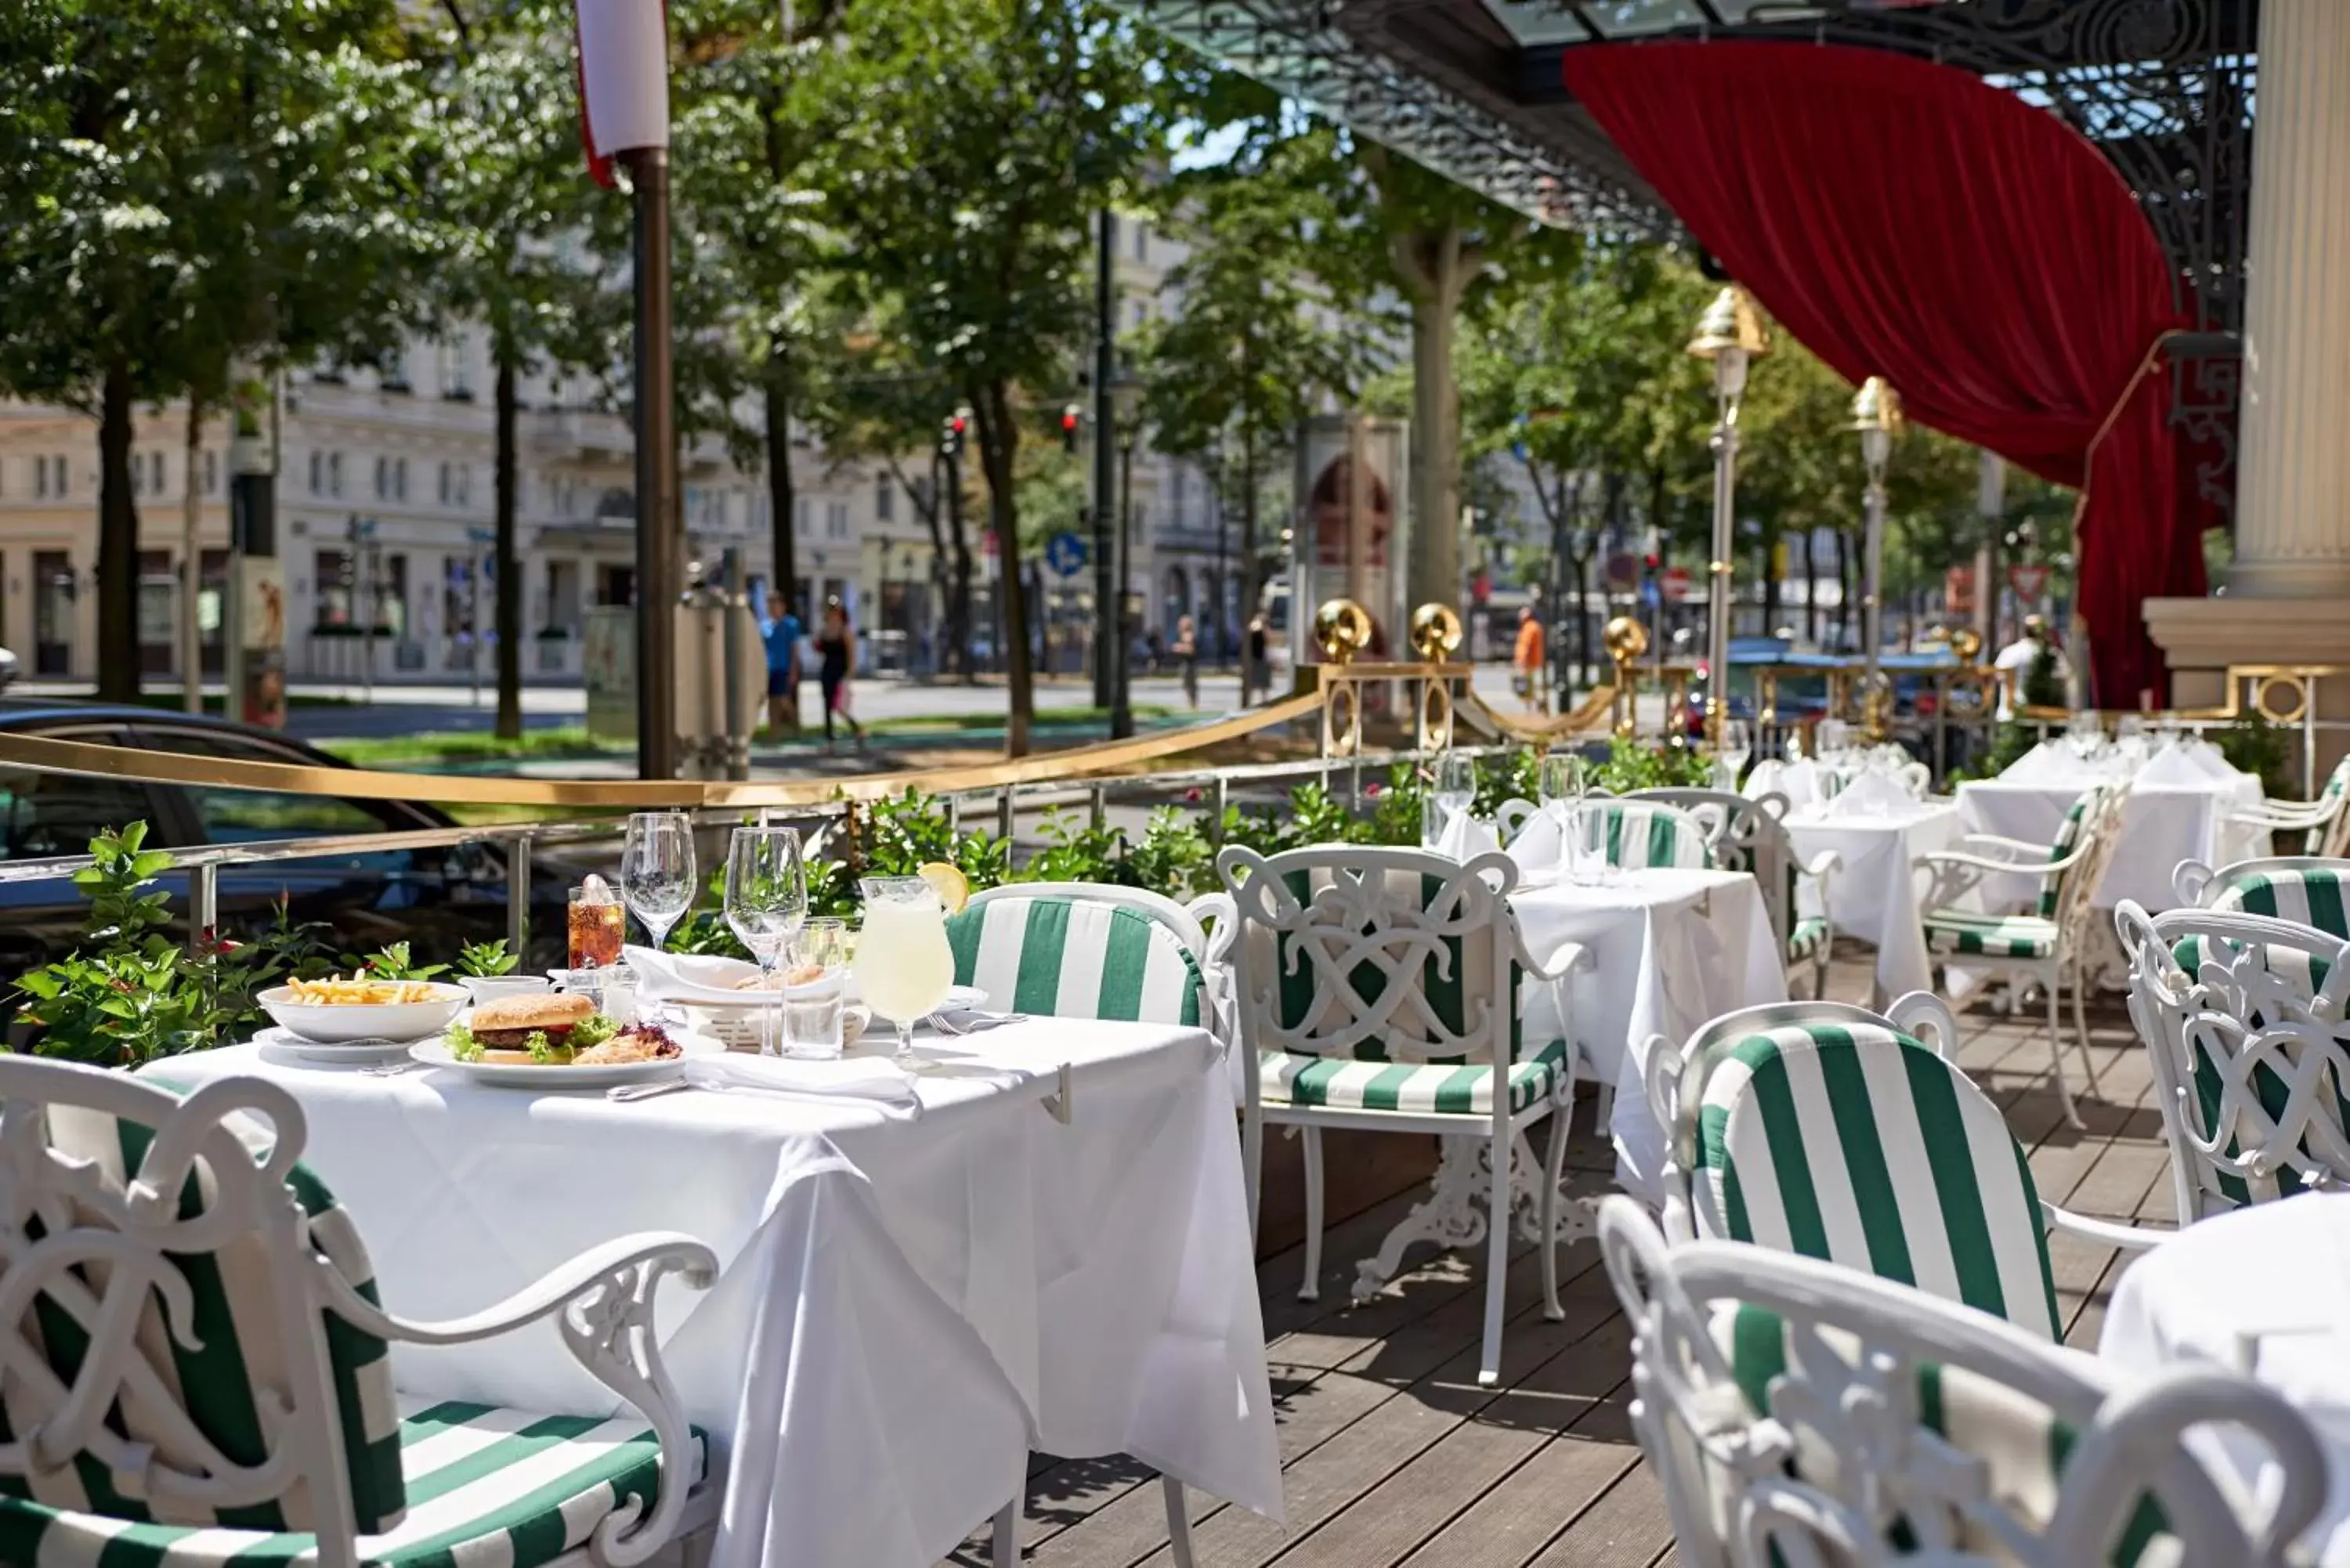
(854, 877, 955, 1069)
(1537, 751, 1589, 814)
(724, 826, 808, 1056)
(780, 918, 851, 1060)
(567, 883, 625, 970)
(621, 811, 696, 952)
(1432, 751, 1478, 838)
(1717, 718, 1753, 790)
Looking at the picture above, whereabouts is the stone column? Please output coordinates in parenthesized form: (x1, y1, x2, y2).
(2145, 0, 2350, 764)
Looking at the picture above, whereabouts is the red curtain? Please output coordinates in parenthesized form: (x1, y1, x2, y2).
(1564, 41, 2200, 706)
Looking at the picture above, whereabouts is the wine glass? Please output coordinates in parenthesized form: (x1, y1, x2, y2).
(853, 877, 954, 1068)
(1538, 752, 1589, 815)
(1432, 750, 1478, 840)
(1718, 718, 1753, 790)
(621, 811, 696, 952)
(724, 826, 808, 1056)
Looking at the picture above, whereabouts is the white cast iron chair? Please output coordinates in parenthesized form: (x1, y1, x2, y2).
(1914, 783, 2131, 1127)
(2117, 900, 2350, 1226)
(0, 1057, 718, 1568)
(1644, 995, 2162, 1345)
(1217, 843, 1594, 1387)
(962, 879, 1234, 1046)
(2219, 751, 2350, 861)
(1631, 786, 1842, 1000)
(2172, 854, 2350, 941)
(1597, 1197, 2325, 1568)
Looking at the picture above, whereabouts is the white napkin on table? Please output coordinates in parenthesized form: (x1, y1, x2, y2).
(2138, 739, 2238, 786)
(624, 945, 762, 1003)
(2001, 742, 2093, 786)
(1824, 768, 1915, 818)
(1744, 758, 1788, 800)
(1504, 806, 1565, 881)
(680, 1052, 922, 1120)
(1773, 758, 1827, 809)
(1433, 810, 1502, 862)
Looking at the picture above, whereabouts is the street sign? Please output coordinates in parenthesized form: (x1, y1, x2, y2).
(2007, 563, 2051, 601)
(1661, 565, 1693, 603)
(1603, 551, 1639, 591)
(1045, 529, 1087, 577)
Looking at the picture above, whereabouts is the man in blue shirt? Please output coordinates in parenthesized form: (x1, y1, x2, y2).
(761, 591, 802, 734)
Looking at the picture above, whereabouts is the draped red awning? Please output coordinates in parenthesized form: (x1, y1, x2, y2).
(1564, 40, 2201, 706)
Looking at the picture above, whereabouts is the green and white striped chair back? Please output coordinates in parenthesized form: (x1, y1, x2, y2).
(2190, 857, 2350, 940)
(2036, 794, 2092, 918)
(1632, 787, 1795, 945)
(1669, 1003, 2062, 1339)
(947, 892, 1206, 1027)
(1216, 845, 1528, 1070)
(1596, 1199, 2319, 1568)
(2118, 902, 2350, 1216)
(0, 1061, 403, 1537)
(2319, 755, 2350, 859)
(1577, 799, 1711, 872)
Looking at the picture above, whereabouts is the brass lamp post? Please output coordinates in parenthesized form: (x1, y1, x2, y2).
(1687, 285, 1770, 750)
(1849, 376, 1904, 741)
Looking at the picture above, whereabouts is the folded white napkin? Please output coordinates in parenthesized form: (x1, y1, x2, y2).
(1744, 758, 1789, 800)
(1825, 768, 1915, 818)
(1505, 806, 1565, 881)
(2000, 741, 2086, 786)
(2138, 739, 2238, 786)
(1434, 809, 1502, 862)
(625, 945, 763, 1003)
(680, 1053, 922, 1119)
(1773, 758, 1825, 809)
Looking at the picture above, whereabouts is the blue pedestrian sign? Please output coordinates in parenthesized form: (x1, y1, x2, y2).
(1046, 530, 1088, 577)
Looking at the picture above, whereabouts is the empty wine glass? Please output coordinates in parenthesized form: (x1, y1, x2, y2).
(1718, 718, 1753, 789)
(1433, 751, 1478, 837)
(724, 826, 808, 1056)
(1538, 751, 1589, 815)
(621, 811, 696, 952)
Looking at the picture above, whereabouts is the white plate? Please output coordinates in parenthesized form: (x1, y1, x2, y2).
(253, 1025, 416, 1064)
(407, 1031, 728, 1088)
(259, 984, 468, 1044)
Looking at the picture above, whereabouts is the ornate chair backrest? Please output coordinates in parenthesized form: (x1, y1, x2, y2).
(1651, 994, 2061, 1339)
(2175, 856, 2350, 941)
(1632, 787, 1795, 942)
(1574, 799, 1712, 872)
(2048, 785, 2130, 932)
(0, 1059, 403, 1545)
(949, 887, 1207, 1027)
(1215, 844, 1527, 1073)
(1596, 1198, 2326, 1568)
(2320, 754, 2350, 859)
(2117, 902, 2350, 1217)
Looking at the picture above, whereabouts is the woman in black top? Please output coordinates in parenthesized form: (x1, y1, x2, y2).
(816, 599, 862, 748)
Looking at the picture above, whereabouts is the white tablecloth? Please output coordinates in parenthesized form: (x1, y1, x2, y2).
(1787, 801, 1965, 1000)
(1956, 772, 2267, 912)
(2102, 1194, 2350, 1566)
(145, 1021, 1281, 1568)
(1509, 868, 1787, 1205)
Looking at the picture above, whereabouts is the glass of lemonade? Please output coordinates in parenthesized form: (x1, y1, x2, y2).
(853, 877, 954, 1068)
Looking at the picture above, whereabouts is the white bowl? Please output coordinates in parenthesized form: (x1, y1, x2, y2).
(459, 974, 554, 1008)
(258, 983, 469, 1045)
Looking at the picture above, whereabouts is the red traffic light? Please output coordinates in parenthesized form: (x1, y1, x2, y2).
(949, 415, 967, 435)
(1643, 553, 1661, 571)
(1061, 407, 1079, 432)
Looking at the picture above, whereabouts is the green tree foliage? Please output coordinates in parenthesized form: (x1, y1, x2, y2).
(0, 0, 432, 701)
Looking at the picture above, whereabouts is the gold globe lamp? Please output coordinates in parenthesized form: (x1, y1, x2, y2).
(1687, 284, 1770, 750)
(1312, 597, 1374, 666)
(1407, 602, 1463, 664)
(1603, 614, 1650, 739)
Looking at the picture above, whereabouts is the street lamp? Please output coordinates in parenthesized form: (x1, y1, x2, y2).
(1849, 374, 1904, 739)
(1108, 368, 1146, 739)
(1687, 284, 1770, 750)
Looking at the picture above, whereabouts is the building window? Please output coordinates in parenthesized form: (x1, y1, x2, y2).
(374, 456, 389, 499)
(826, 501, 849, 540)
(438, 462, 452, 506)
(204, 450, 218, 494)
(32, 457, 45, 499)
(394, 457, 408, 502)
(794, 497, 812, 536)
(327, 452, 343, 497)
(456, 464, 471, 508)
(152, 451, 166, 494)
(53, 456, 67, 497)
(875, 474, 894, 522)
(438, 338, 472, 400)
(309, 450, 323, 495)
(1133, 220, 1148, 262)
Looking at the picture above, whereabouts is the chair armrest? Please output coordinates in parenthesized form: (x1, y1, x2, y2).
(1521, 936, 1596, 986)
(1798, 848, 1843, 882)
(321, 1233, 719, 1347)
(2225, 800, 2334, 829)
(1917, 848, 2069, 882)
(1186, 891, 1239, 970)
(2042, 1201, 2171, 1252)
(1958, 832, 2065, 861)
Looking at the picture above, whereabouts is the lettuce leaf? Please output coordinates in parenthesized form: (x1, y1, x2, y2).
(527, 1030, 573, 1064)
(446, 1022, 483, 1063)
(568, 1012, 617, 1049)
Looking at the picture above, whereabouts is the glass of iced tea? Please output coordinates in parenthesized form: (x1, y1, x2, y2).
(568, 880, 626, 969)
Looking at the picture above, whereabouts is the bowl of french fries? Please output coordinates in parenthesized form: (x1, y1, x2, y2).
(258, 974, 471, 1045)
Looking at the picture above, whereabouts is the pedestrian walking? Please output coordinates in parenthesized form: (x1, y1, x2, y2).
(1245, 614, 1270, 704)
(1512, 606, 1546, 711)
(816, 598, 862, 750)
(760, 591, 801, 735)
(1173, 614, 1200, 708)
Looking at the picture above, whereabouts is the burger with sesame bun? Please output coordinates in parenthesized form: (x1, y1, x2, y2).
(447, 992, 617, 1064)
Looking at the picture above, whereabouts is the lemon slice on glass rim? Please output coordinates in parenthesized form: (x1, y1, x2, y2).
(916, 861, 971, 914)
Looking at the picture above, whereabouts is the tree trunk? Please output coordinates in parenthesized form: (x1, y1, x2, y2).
(945, 454, 974, 684)
(1400, 234, 1466, 622)
(973, 382, 1032, 756)
(1239, 418, 1260, 701)
(181, 398, 205, 714)
(1802, 528, 1820, 645)
(1569, 551, 1593, 702)
(764, 349, 798, 618)
(1213, 454, 1231, 670)
(494, 349, 523, 740)
(1760, 527, 1781, 634)
(1832, 528, 1853, 649)
(96, 359, 140, 702)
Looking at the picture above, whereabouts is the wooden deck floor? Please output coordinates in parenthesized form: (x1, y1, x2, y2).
(950, 946, 2178, 1568)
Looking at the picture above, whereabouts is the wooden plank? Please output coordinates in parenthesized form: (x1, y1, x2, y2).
(1520, 1427, 1677, 1568)
(1383, 1380, 1643, 1568)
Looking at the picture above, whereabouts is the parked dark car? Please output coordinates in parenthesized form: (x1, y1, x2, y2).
(0, 702, 580, 981)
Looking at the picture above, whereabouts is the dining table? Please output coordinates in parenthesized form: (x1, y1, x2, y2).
(143, 1017, 1282, 1568)
(2101, 1193, 2350, 1566)
(1784, 797, 1966, 1002)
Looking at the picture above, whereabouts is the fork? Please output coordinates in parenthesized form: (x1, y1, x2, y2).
(360, 1060, 428, 1078)
(927, 1008, 1029, 1036)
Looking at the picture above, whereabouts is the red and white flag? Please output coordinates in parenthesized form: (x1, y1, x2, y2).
(573, 0, 671, 187)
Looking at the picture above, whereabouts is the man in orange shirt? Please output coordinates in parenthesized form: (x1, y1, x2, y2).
(1512, 606, 1546, 710)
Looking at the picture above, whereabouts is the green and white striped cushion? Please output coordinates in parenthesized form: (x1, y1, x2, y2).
(2167, 934, 2350, 1209)
(1260, 1037, 1567, 1115)
(1691, 1021, 2063, 1339)
(1922, 911, 2058, 959)
(15, 1104, 403, 1533)
(1786, 916, 1830, 961)
(2037, 797, 2091, 919)
(1582, 802, 1708, 871)
(2209, 866, 2350, 939)
(1712, 1303, 2171, 1566)
(947, 894, 1204, 1027)
(0, 1396, 704, 1568)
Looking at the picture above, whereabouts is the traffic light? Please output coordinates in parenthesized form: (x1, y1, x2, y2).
(940, 412, 967, 458)
(1061, 405, 1081, 453)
